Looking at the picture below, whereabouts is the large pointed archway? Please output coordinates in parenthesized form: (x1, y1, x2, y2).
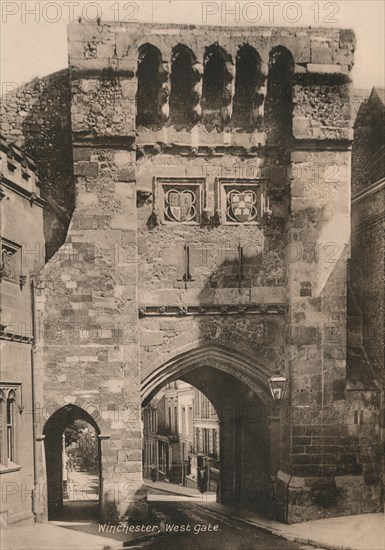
(141, 343, 272, 406)
(141, 344, 278, 514)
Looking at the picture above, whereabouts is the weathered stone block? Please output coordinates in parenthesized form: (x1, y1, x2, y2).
(73, 161, 99, 178)
(282, 36, 311, 64)
(140, 331, 163, 346)
(97, 42, 116, 59)
(10, 20, 374, 528)
(307, 63, 342, 74)
(294, 64, 306, 74)
(291, 179, 304, 198)
(292, 116, 310, 138)
(118, 167, 135, 182)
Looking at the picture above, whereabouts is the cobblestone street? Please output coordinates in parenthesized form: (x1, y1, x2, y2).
(130, 500, 326, 550)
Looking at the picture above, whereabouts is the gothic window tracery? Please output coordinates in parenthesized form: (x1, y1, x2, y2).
(0, 385, 20, 468)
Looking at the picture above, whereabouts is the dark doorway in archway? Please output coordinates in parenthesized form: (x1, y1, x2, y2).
(142, 365, 271, 515)
(43, 404, 101, 521)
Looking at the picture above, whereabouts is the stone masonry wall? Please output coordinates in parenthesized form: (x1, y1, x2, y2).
(348, 89, 385, 511)
(351, 90, 385, 388)
(136, 151, 287, 382)
(351, 194, 385, 387)
(34, 146, 142, 521)
(281, 79, 383, 519)
(1, 71, 74, 258)
(1, 143, 45, 526)
(21, 20, 382, 523)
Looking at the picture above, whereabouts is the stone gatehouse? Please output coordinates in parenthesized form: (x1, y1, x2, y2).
(1, 21, 383, 525)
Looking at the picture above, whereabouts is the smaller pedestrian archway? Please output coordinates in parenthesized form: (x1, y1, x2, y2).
(43, 404, 101, 520)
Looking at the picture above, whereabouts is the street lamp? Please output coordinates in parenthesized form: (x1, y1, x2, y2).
(268, 371, 288, 401)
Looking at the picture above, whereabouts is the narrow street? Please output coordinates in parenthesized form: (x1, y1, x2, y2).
(132, 501, 324, 550)
(65, 470, 99, 502)
(51, 473, 326, 549)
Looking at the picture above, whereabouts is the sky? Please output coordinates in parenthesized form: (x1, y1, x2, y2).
(1, 0, 384, 93)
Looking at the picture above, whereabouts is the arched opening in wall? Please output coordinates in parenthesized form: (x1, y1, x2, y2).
(142, 380, 220, 499)
(170, 45, 195, 127)
(232, 45, 264, 131)
(202, 45, 228, 130)
(142, 360, 272, 514)
(43, 405, 101, 521)
(136, 44, 163, 129)
(264, 46, 294, 149)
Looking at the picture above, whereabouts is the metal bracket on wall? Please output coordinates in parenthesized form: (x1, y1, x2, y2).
(177, 244, 195, 287)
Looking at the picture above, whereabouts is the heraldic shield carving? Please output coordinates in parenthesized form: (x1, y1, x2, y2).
(226, 189, 258, 223)
(164, 189, 197, 222)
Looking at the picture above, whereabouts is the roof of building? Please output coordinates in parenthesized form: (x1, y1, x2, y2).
(0, 134, 38, 172)
(371, 86, 385, 105)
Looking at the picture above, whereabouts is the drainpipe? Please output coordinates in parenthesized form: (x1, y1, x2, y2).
(381, 386, 385, 512)
(30, 275, 38, 518)
(287, 419, 293, 524)
(285, 386, 293, 524)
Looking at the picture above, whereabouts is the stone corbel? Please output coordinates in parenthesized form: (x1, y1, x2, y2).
(19, 274, 27, 289)
(29, 192, 38, 207)
(22, 170, 31, 181)
(222, 61, 235, 125)
(263, 207, 273, 223)
(147, 209, 160, 230)
(137, 190, 152, 207)
(7, 158, 17, 173)
(261, 184, 272, 223)
(191, 61, 204, 124)
(201, 207, 221, 228)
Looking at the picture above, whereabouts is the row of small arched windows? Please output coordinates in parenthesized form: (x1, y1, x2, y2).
(136, 43, 294, 131)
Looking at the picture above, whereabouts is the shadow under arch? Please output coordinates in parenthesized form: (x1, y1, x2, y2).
(141, 344, 276, 514)
(170, 43, 197, 128)
(136, 43, 163, 129)
(202, 44, 233, 130)
(265, 45, 294, 150)
(43, 404, 102, 520)
(232, 44, 265, 131)
(141, 342, 272, 407)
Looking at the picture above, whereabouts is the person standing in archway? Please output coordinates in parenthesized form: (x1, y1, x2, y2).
(198, 465, 208, 494)
(150, 464, 157, 482)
